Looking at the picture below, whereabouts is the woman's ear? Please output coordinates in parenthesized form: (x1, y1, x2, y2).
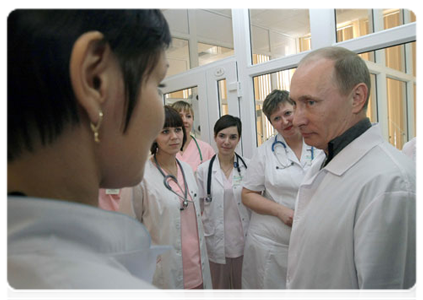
(69, 31, 112, 125)
(351, 83, 368, 114)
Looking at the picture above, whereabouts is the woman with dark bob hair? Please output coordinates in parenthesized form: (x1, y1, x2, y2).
(119, 106, 212, 289)
(196, 115, 250, 289)
(8, 10, 171, 288)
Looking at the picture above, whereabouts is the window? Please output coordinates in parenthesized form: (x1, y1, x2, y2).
(336, 9, 372, 42)
(250, 9, 311, 65)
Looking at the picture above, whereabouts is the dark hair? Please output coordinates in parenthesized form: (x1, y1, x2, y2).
(262, 90, 293, 122)
(150, 106, 187, 154)
(8, 10, 171, 161)
(214, 115, 242, 137)
(299, 46, 371, 109)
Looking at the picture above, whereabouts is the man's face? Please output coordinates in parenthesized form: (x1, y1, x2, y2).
(290, 58, 355, 152)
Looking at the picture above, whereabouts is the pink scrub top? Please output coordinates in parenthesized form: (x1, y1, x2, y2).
(98, 188, 132, 212)
(176, 137, 215, 172)
(168, 163, 203, 289)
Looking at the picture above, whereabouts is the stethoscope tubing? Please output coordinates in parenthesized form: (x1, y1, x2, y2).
(206, 152, 247, 203)
(272, 135, 314, 169)
(154, 154, 193, 210)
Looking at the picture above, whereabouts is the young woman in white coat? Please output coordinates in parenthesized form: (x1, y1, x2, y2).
(119, 106, 212, 289)
(241, 90, 322, 289)
(197, 115, 250, 289)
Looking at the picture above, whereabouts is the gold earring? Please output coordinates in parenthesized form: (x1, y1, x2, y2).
(90, 110, 103, 143)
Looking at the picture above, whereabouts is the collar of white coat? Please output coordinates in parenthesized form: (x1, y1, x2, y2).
(275, 133, 312, 166)
(8, 196, 169, 282)
(322, 123, 382, 176)
(212, 154, 245, 186)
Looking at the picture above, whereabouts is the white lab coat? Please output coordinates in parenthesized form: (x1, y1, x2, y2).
(8, 196, 169, 289)
(196, 155, 251, 264)
(287, 124, 416, 289)
(119, 160, 212, 289)
(241, 134, 321, 289)
(402, 135, 420, 170)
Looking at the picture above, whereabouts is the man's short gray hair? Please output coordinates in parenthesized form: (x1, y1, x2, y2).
(299, 47, 371, 109)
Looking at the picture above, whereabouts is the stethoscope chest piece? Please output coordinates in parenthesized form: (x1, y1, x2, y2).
(154, 154, 193, 211)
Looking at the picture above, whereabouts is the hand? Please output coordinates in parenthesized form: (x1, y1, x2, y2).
(276, 205, 294, 227)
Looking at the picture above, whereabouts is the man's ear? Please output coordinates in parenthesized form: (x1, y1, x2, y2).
(69, 31, 112, 125)
(351, 83, 368, 114)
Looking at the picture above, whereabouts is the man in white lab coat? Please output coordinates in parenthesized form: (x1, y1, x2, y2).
(287, 46, 415, 289)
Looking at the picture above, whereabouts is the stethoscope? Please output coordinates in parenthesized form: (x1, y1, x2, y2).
(272, 135, 314, 169)
(205, 153, 247, 203)
(191, 135, 203, 163)
(153, 154, 193, 211)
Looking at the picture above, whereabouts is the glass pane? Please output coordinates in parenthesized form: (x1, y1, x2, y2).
(198, 43, 234, 66)
(250, 9, 311, 65)
(163, 9, 234, 72)
(164, 87, 203, 139)
(411, 41, 420, 78)
(336, 9, 372, 42)
(253, 68, 296, 146)
(162, 9, 189, 34)
(165, 38, 190, 77)
(383, 9, 403, 30)
(385, 44, 405, 72)
(358, 50, 375, 63)
(386, 78, 407, 149)
(195, 10, 234, 67)
(371, 42, 415, 147)
(375, 8, 420, 29)
(414, 84, 420, 136)
(367, 74, 377, 123)
(217, 80, 228, 117)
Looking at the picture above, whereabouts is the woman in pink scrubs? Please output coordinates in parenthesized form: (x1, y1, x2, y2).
(171, 101, 215, 172)
(119, 106, 212, 289)
(98, 188, 132, 211)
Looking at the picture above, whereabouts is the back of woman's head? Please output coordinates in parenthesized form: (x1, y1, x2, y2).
(8, 10, 171, 161)
(150, 106, 187, 154)
(214, 115, 242, 137)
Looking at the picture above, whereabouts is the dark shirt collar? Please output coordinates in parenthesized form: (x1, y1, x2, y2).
(322, 118, 372, 169)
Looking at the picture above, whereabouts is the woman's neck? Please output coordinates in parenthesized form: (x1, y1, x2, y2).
(7, 125, 100, 206)
(218, 152, 234, 178)
(284, 132, 303, 160)
(154, 151, 178, 175)
(218, 152, 234, 167)
(182, 134, 192, 152)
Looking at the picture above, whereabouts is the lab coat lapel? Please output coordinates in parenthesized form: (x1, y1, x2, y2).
(213, 155, 225, 188)
(325, 124, 383, 177)
(277, 134, 297, 165)
(300, 124, 383, 189)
